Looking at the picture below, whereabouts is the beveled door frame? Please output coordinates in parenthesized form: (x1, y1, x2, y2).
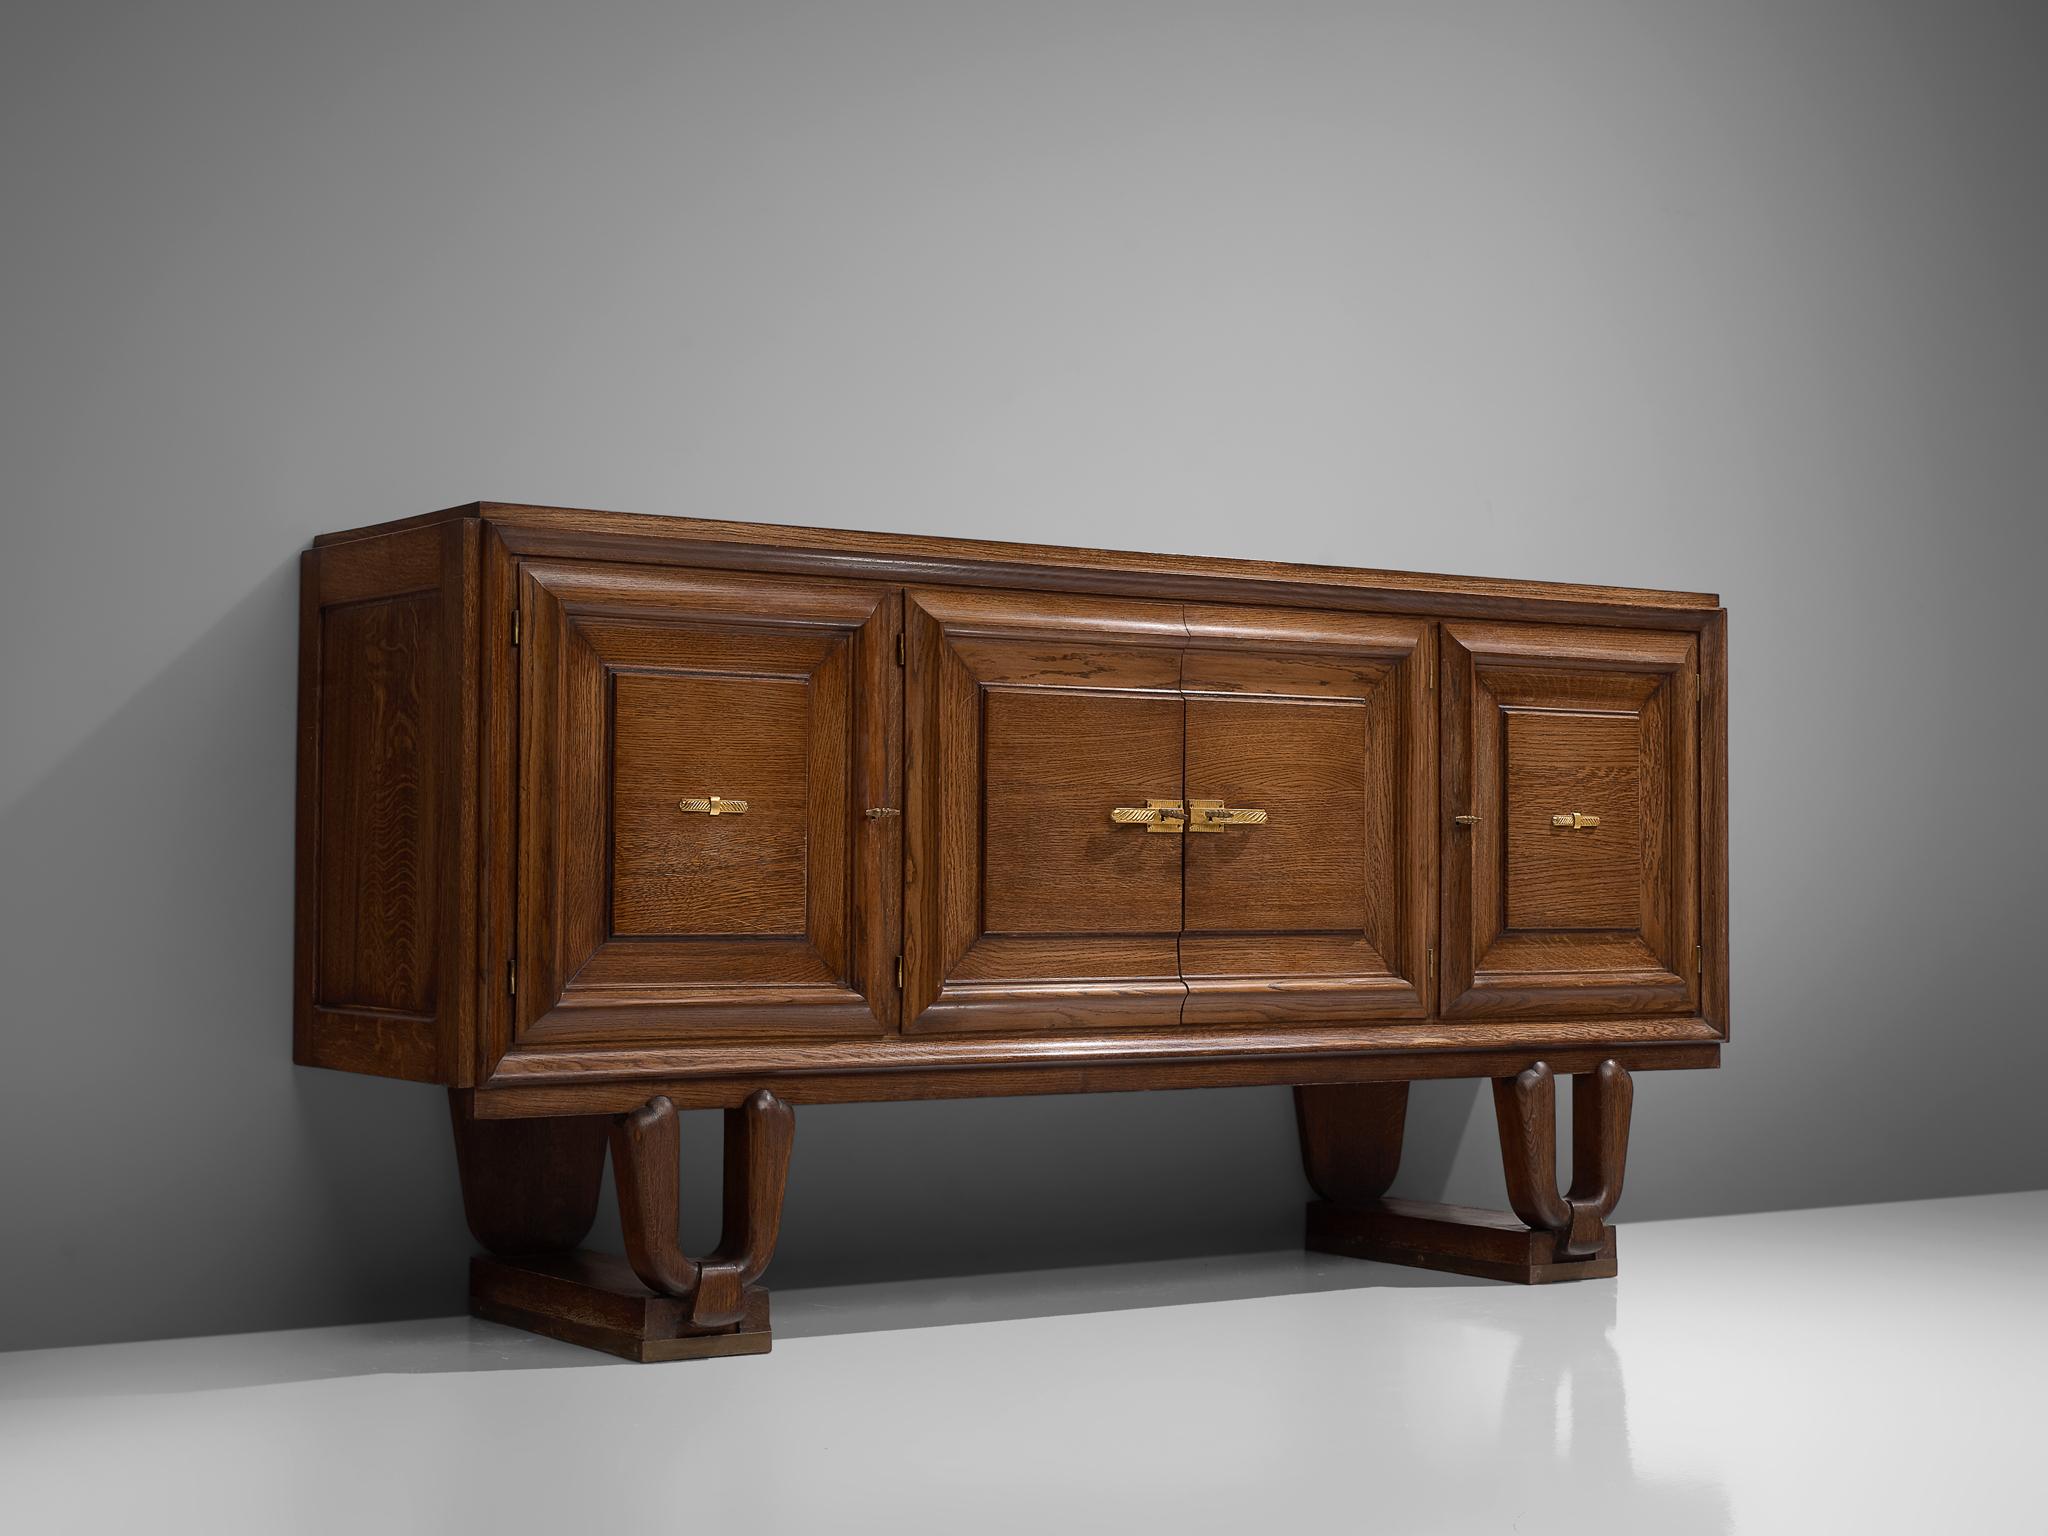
(1440, 620, 1699, 1021)
(1177, 604, 1436, 1024)
(903, 585, 1189, 1035)
(507, 557, 900, 1052)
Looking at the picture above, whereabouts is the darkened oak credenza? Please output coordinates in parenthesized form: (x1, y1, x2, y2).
(296, 503, 1728, 1359)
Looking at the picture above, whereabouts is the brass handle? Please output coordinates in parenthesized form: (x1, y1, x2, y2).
(679, 796, 748, 816)
(1111, 799, 1187, 834)
(1187, 799, 1268, 832)
(865, 807, 900, 820)
(1453, 814, 1479, 827)
(1551, 811, 1601, 830)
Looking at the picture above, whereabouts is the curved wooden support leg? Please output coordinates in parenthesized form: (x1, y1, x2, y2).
(1498, 1059, 1632, 1258)
(1493, 1064, 1574, 1237)
(1494, 1059, 1632, 1257)
(465, 1088, 793, 1361)
(1295, 1082, 1409, 1206)
(1303, 1060, 1634, 1284)
(1566, 1059, 1633, 1254)
(448, 1090, 608, 1256)
(610, 1090, 795, 1328)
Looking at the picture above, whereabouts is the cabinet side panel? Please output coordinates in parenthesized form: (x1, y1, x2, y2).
(295, 523, 477, 1082)
(1701, 608, 1730, 1037)
(315, 591, 441, 1013)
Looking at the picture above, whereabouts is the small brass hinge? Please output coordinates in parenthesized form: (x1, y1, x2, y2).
(1697, 944, 1703, 978)
(507, 959, 516, 997)
(895, 954, 904, 989)
(511, 608, 520, 647)
(1428, 945, 1436, 976)
(896, 632, 906, 667)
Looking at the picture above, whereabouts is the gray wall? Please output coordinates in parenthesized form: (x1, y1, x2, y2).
(3, 1, 2043, 1354)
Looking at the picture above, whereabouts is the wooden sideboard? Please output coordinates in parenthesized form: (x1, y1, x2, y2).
(295, 503, 1728, 1359)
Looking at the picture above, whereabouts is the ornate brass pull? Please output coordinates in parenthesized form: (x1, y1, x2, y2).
(1187, 799, 1269, 832)
(1551, 811, 1601, 830)
(1453, 814, 1479, 827)
(1110, 799, 1187, 834)
(679, 796, 748, 816)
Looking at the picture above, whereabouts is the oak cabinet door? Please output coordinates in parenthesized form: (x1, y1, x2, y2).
(1441, 621, 1699, 1020)
(904, 588, 1186, 1032)
(1178, 607, 1433, 1023)
(514, 561, 898, 1046)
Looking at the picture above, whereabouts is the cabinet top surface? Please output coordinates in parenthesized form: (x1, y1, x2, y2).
(312, 500, 1720, 615)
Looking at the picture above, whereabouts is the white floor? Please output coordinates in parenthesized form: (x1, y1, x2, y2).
(3, 1192, 2042, 1535)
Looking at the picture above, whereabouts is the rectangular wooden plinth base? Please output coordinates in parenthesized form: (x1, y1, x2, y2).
(1306, 1197, 1618, 1284)
(469, 1251, 772, 1362)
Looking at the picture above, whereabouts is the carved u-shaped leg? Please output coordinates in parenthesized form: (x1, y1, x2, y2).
(1494, 1060, 1632, 1259)
(1302, 1060, 1634, 1284)
(610, 1090, 795, 1328)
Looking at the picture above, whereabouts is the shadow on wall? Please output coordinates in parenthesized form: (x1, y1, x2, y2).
(0, 557, 1481, 1353)
(0, 562, 474, 1353)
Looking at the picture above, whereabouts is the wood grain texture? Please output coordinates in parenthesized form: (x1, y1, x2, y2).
(470, 1015, 1719, 1114)
(476, 1043, 1714, 1116)
(904, 587, 1188, 1034)
(609, 1091, 793, 1328)
(1294, 1082, 1409, 1206)
(293, 506, 1734, 1354)
(298, 507, 1728, 1122)
(1306, 1198, 1619, 1284)
(610, 672, 810, 936)
(317, 502, 1718, 621)
(513, 561, 894, 1046)
(1568, 1060, 1633, 1245)
(1441, 622, 1699, 1022)
(1700, 608, 1730, 1038)
(1503, 710, 1642, 929)
(1183, 695, 1366, 932)
(1303, 1058, 1633, 1281)
(314, 590, 439, 1014)
(295, 520, 478, 1083)
(448, 1088, 607, 1255)
(1493, 1060, 1631, 1258)
(1178, 605, 1432, 1024)
(982, 687, 1184, 935)
(469, 1251, 773, 1362)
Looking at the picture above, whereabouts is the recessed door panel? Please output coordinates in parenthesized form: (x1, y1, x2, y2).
(904, 588, 1186, 1033)
(1442, 622, 1697, 1020)
(1183, 695, 1366, 934)
(1502, 710, 1642, 930)
(1177, 607, 1433, 1025)
(982, 688, 1185, 936)
(611, 672, 812, 937)
(515, 561, 897, 1044)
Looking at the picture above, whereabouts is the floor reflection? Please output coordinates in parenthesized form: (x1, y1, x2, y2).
(1481, 1287, 1731, 1533)
(5, 1197, 2038, 1532)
